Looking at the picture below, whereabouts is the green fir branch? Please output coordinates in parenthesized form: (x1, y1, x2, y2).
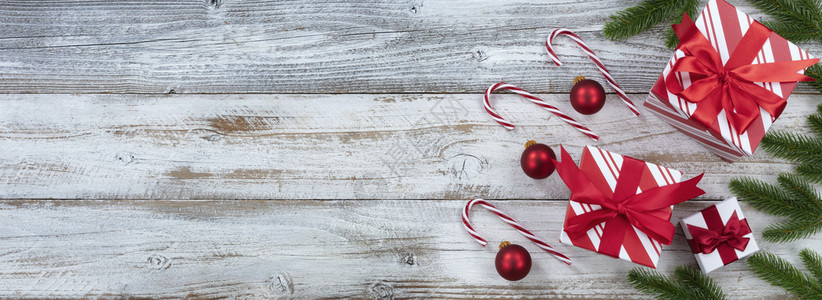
(747, 251, 822, 299)
(729, 177, 800, 217)
(800, 249, 822, 284)
(627, 266, 725, 300)
(797, 162, 822, 184)
(730, 175, 822, 243)
(809, 102, 822, 137)
(603, 0, 698, 42)
(746, 0, 822, 43)
(760, 130, 822, 164)
(674, 266, 727, 300)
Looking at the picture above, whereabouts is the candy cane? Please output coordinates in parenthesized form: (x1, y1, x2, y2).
(546, 28, 641, 116)
(484, 82, 599, 141)
(462, 198, 572, 265)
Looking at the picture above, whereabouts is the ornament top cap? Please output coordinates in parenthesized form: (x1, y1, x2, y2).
(573, 76, 586, 84)
(524, 140, 538, 149)
(499, 241, 511, 250)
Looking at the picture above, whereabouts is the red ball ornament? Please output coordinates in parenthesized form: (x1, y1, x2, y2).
(520, 140, 556, 179)
(570, 76, 606, 115)
(495, 241, 532, 281)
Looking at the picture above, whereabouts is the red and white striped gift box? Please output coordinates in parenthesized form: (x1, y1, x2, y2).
(558, 146, 683, 268)
(680, 197, 758, 273)
(644, 0, 815, 162)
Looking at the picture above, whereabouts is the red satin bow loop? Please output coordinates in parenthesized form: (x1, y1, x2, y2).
(552, 146, 704, 257)
(687, 211, 751, 254)
(666, 13, 819, 133)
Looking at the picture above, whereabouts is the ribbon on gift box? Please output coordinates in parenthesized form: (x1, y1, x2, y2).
(552, 146, 705, 258)
(666, 13, 819, 134)
(687, 208, 751, 265)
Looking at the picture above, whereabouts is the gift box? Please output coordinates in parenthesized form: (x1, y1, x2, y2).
(680, 197, 758, 273)
(554, 146, 704, 268)
(644, 0, 818, 162)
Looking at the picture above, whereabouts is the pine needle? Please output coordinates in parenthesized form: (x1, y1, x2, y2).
(797, 162, 822, 184)
(800, 249, 822, 284)
(627, 267, 724, 300)
(760, 130, 822, 164)
(804, 64, 822, 94)
(746, 0, 822, 43)
(603, 0, 697, 41)
(729, 177, 802, 218)
(748, 251, 822, 298)
(674, 266, 727, 300)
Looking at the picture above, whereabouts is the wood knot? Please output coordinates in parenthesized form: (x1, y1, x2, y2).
(400, 252, 416, 266)
(448, 154, 489, 180)
(369, 282, 394, 300)
(266, 273, 293, 295)
(115, 152, 135, 165)
(147, 254, 172, 270)
(208, 0, 222, 9)
(409, 4, 420, 14)
(471, 47, 488, 62)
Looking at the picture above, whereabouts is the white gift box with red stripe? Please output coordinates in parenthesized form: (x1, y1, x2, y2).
(558, 146, 682, 268)
(644, 0, 815, 162)
(680, 197, 758, 273)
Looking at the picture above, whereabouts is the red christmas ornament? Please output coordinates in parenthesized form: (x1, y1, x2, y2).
(495, 241, 532, 281)
(520, 140, 556, 179)
(570, 76, 606, 115)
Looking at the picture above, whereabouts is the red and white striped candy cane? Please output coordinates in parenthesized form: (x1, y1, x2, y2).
(546, 28, 641, 116)
(462, 198, 572, 265)
(484, 82, 599, 141)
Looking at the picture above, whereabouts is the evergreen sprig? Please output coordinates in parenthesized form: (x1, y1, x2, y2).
(603, 0, 699, 49)
(760, 104, 822, 183)
(747, 250, 822, 299)
(729, 174, 822, 242)
(627, 266, 726, 299)
(746, 0, 822, 44)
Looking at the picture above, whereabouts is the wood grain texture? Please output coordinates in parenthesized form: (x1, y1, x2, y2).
(0, 199, 817, 299)
(0, 93, 815, 200)
(0, 0, 819, 94)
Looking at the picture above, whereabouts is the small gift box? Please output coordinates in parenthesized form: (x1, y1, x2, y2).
(554, 146, 704, 268)
(680, 197, 758, 273)
(644, 0, 818, 162)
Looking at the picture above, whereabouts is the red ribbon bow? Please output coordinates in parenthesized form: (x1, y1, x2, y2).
(688, 211, 751, 255)
(666, 13, 818, 133)
(552, 146, 704, 257)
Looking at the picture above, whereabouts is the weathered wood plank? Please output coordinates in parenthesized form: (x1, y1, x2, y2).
(0, 0, 819, 94)
(0, 199, 814, 299)
(0, 93, 815, 200)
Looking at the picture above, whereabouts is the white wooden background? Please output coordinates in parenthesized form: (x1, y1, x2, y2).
(1, 0, 821, 298)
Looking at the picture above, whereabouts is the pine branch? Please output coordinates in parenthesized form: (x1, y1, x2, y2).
(674, 266, 727, 300)
(730, 175, 822, 243)
(803, 64, 822, 94)
(809, 102, 822, 138)
(746, 0, 822, 43)
(800, 249, 822, 284)
(748, 251, 822, 298)
(627, 267, 724, 300)
(797, 161, 822, 184)
(663, 0, 700, 49)
(729, 177, 802, 217)
(603, 0, 696, 41)
(760, 130, 822, 164)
